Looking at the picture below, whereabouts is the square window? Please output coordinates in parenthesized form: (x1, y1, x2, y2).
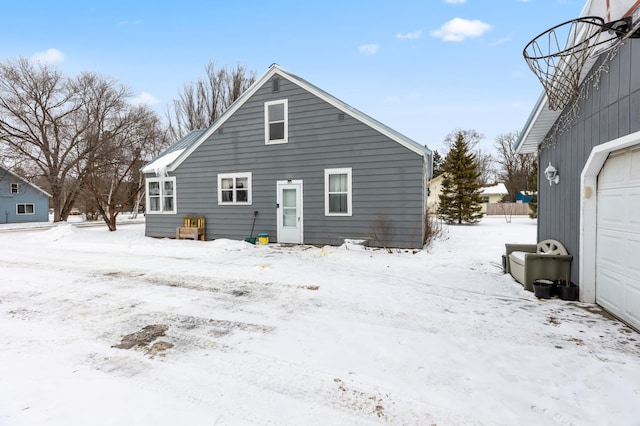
(325, 168, 352, 216)
(145, 177, 176, 214)
(264, 100, 288, 144)
(218, 173, 252, 205)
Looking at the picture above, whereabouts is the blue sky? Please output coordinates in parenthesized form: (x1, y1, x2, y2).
(1, 0, 587, 154)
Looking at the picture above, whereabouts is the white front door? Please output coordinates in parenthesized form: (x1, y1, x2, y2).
(277, 180, 303, 244)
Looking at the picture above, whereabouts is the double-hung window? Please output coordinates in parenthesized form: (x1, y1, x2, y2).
(10, 183, 19, 194)
(146, 177, 177, 214)
(264, 99, 288, 144)
(218, 172, 252, 205)
(325, 168, 352, 216)
(16, 203, 35, 215)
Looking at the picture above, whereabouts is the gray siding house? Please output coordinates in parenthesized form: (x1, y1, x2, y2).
(0, 166, 51, 224)
(143, 64, 432, 249)
(517, 2, 640, 329)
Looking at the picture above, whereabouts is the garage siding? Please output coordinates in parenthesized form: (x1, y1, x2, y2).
(538, 39, 640, 284)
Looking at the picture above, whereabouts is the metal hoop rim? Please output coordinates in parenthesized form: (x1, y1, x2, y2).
(523, 16, 607, 60)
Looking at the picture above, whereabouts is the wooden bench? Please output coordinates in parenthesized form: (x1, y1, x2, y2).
(176, 216, 205, 241)
(176, 226, 199, 240)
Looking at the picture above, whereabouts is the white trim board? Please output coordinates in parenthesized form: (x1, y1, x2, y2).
(580, 129, 640, 302)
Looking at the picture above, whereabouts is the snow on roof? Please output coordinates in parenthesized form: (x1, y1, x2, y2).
(141, 149, 185, 175)
(480, 183, 508, 195)
(141, 129, 205, 174)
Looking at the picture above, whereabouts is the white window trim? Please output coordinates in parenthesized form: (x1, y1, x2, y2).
(10, 183, 19, 194)
(145, 176, 177, 214)
(16, 203, 35, 215)
(217, 172, 253, 205)
(324, 167, 352, 217)
(264, 99, 288, 145)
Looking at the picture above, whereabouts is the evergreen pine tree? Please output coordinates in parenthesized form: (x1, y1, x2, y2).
(438, 132, 484, 224)
(432, 150, 444, 176)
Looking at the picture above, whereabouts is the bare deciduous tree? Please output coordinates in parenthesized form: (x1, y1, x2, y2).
(81, 105, 167, 230)
(167, 61, 256, 140)
(494, 132, 536, 201)
(0, 58, 94, 221)
(0, 58, 167, 224)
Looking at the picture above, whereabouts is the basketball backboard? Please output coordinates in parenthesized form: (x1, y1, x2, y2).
(585, 0, 640, 55)
(584, 0, 640, 24)
(523, 0, 640, 110)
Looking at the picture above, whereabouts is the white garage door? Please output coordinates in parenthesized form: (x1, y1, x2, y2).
(596, 145, 640, 331)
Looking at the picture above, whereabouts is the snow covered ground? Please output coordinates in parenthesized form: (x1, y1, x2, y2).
(1, 217, 639, 425)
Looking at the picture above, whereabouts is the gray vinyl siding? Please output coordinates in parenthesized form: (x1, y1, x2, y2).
(145, 75, 426, 248)
(538, 39, 640, 284)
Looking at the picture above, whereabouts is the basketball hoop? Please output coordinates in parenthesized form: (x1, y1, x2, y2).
(523, 16, 611, 111)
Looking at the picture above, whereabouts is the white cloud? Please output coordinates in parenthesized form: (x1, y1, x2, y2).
(445, 0, 466, 4)
(31, 48, 65, 64)
(130, 92, 159, 106)
(358, 44, 379, 55)
(430, 18, 491, 42)
(396, 29, 423, 40)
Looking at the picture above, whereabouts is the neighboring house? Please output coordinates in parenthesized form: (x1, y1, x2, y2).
(479, 183, 508, 213)
(428, 177, 508, 214)
(517, 0, 640, 329)
(143, 64, 433, 249)
(426, 173, 445, 213)
(0, 166, 51, 223)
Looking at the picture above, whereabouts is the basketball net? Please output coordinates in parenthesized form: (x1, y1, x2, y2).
(523, 17, 605, 111)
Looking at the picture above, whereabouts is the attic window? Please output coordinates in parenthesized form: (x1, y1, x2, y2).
(264, 99, 288, 145)
(10, 183, 19, 194)
(272, 78, 280, 93)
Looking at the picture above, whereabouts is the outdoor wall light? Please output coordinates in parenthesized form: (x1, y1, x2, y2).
(544, 162, 560, 185)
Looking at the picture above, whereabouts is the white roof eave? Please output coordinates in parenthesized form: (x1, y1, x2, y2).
(516, 35, 600, 155)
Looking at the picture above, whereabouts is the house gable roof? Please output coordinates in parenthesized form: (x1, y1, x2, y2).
(147, 64, 431, 174)
(0, 165, 52, 197)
